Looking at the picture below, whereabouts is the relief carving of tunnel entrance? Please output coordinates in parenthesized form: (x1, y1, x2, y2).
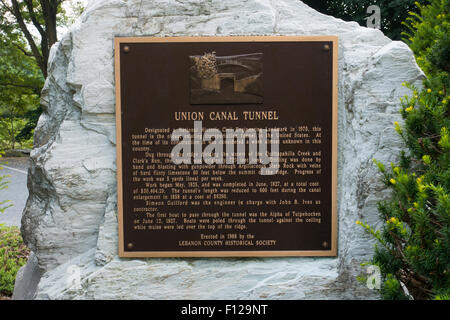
(190, 52, 263, 104)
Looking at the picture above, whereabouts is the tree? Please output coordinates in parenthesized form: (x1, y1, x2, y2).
(0, 34, 43, 149)
(357, 0, 449, 300)
(0, 0, 65, 78)
(0, 1, 84, 148)
(302, 0, 430, 40)
(403, 0, 450, 85)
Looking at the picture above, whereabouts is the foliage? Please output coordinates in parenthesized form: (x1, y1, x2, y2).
(357, 0, 450, 300)
(302, 0, 429, 40)
(0, 118, 34, 150)
(59, 0, 85, 27)
(0, 225, 29, 296)
(0, 1, 85, 150)
(0, 0, 68, 78)
(402, 0, 450, 85)
(15, 105, 42, 143)
(0, 36, 43, 150)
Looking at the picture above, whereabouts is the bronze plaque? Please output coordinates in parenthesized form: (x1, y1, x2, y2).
(115, 36, 338, 257)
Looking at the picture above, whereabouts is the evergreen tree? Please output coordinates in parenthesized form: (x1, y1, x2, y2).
(357, 0, 449, 300)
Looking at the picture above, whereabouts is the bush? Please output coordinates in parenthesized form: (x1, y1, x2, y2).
(403, 0, 450, 84)
(357, 0, 449, 300)
(0, 117, 34, 151)
(0, 225, 29, 296)
(359, 83, 449, 299)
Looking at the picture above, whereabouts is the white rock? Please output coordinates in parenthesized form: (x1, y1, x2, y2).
(16, 0, 425, 299)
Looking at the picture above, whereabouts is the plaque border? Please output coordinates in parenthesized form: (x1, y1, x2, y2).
(115, 36, 338, 258)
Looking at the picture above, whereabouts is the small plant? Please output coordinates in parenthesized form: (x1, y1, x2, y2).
(0, 225, 30, 296)
(357, 83, 449, 300)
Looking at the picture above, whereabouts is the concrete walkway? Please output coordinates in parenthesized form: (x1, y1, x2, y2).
(0, 157, 29, 227)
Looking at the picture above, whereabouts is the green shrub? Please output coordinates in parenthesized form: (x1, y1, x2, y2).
(357, 0, 449, 300)
(0, 225, 29, 296)
(403, 0, 450, 84)
(0, 117, 33, 151)
(358, 83, 449, 299)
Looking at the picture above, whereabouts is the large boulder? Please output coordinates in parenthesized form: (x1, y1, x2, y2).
(14, 0, 424, 299)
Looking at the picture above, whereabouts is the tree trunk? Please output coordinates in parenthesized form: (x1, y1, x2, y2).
(40, 0, 59, 75)
(9, 0, 61, 78)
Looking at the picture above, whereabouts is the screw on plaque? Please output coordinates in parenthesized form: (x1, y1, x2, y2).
(127, 242, 134, 250)
(322, 241, 329, 248)
(323, 44, 330, 51)
(123, 45, 131, 53)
